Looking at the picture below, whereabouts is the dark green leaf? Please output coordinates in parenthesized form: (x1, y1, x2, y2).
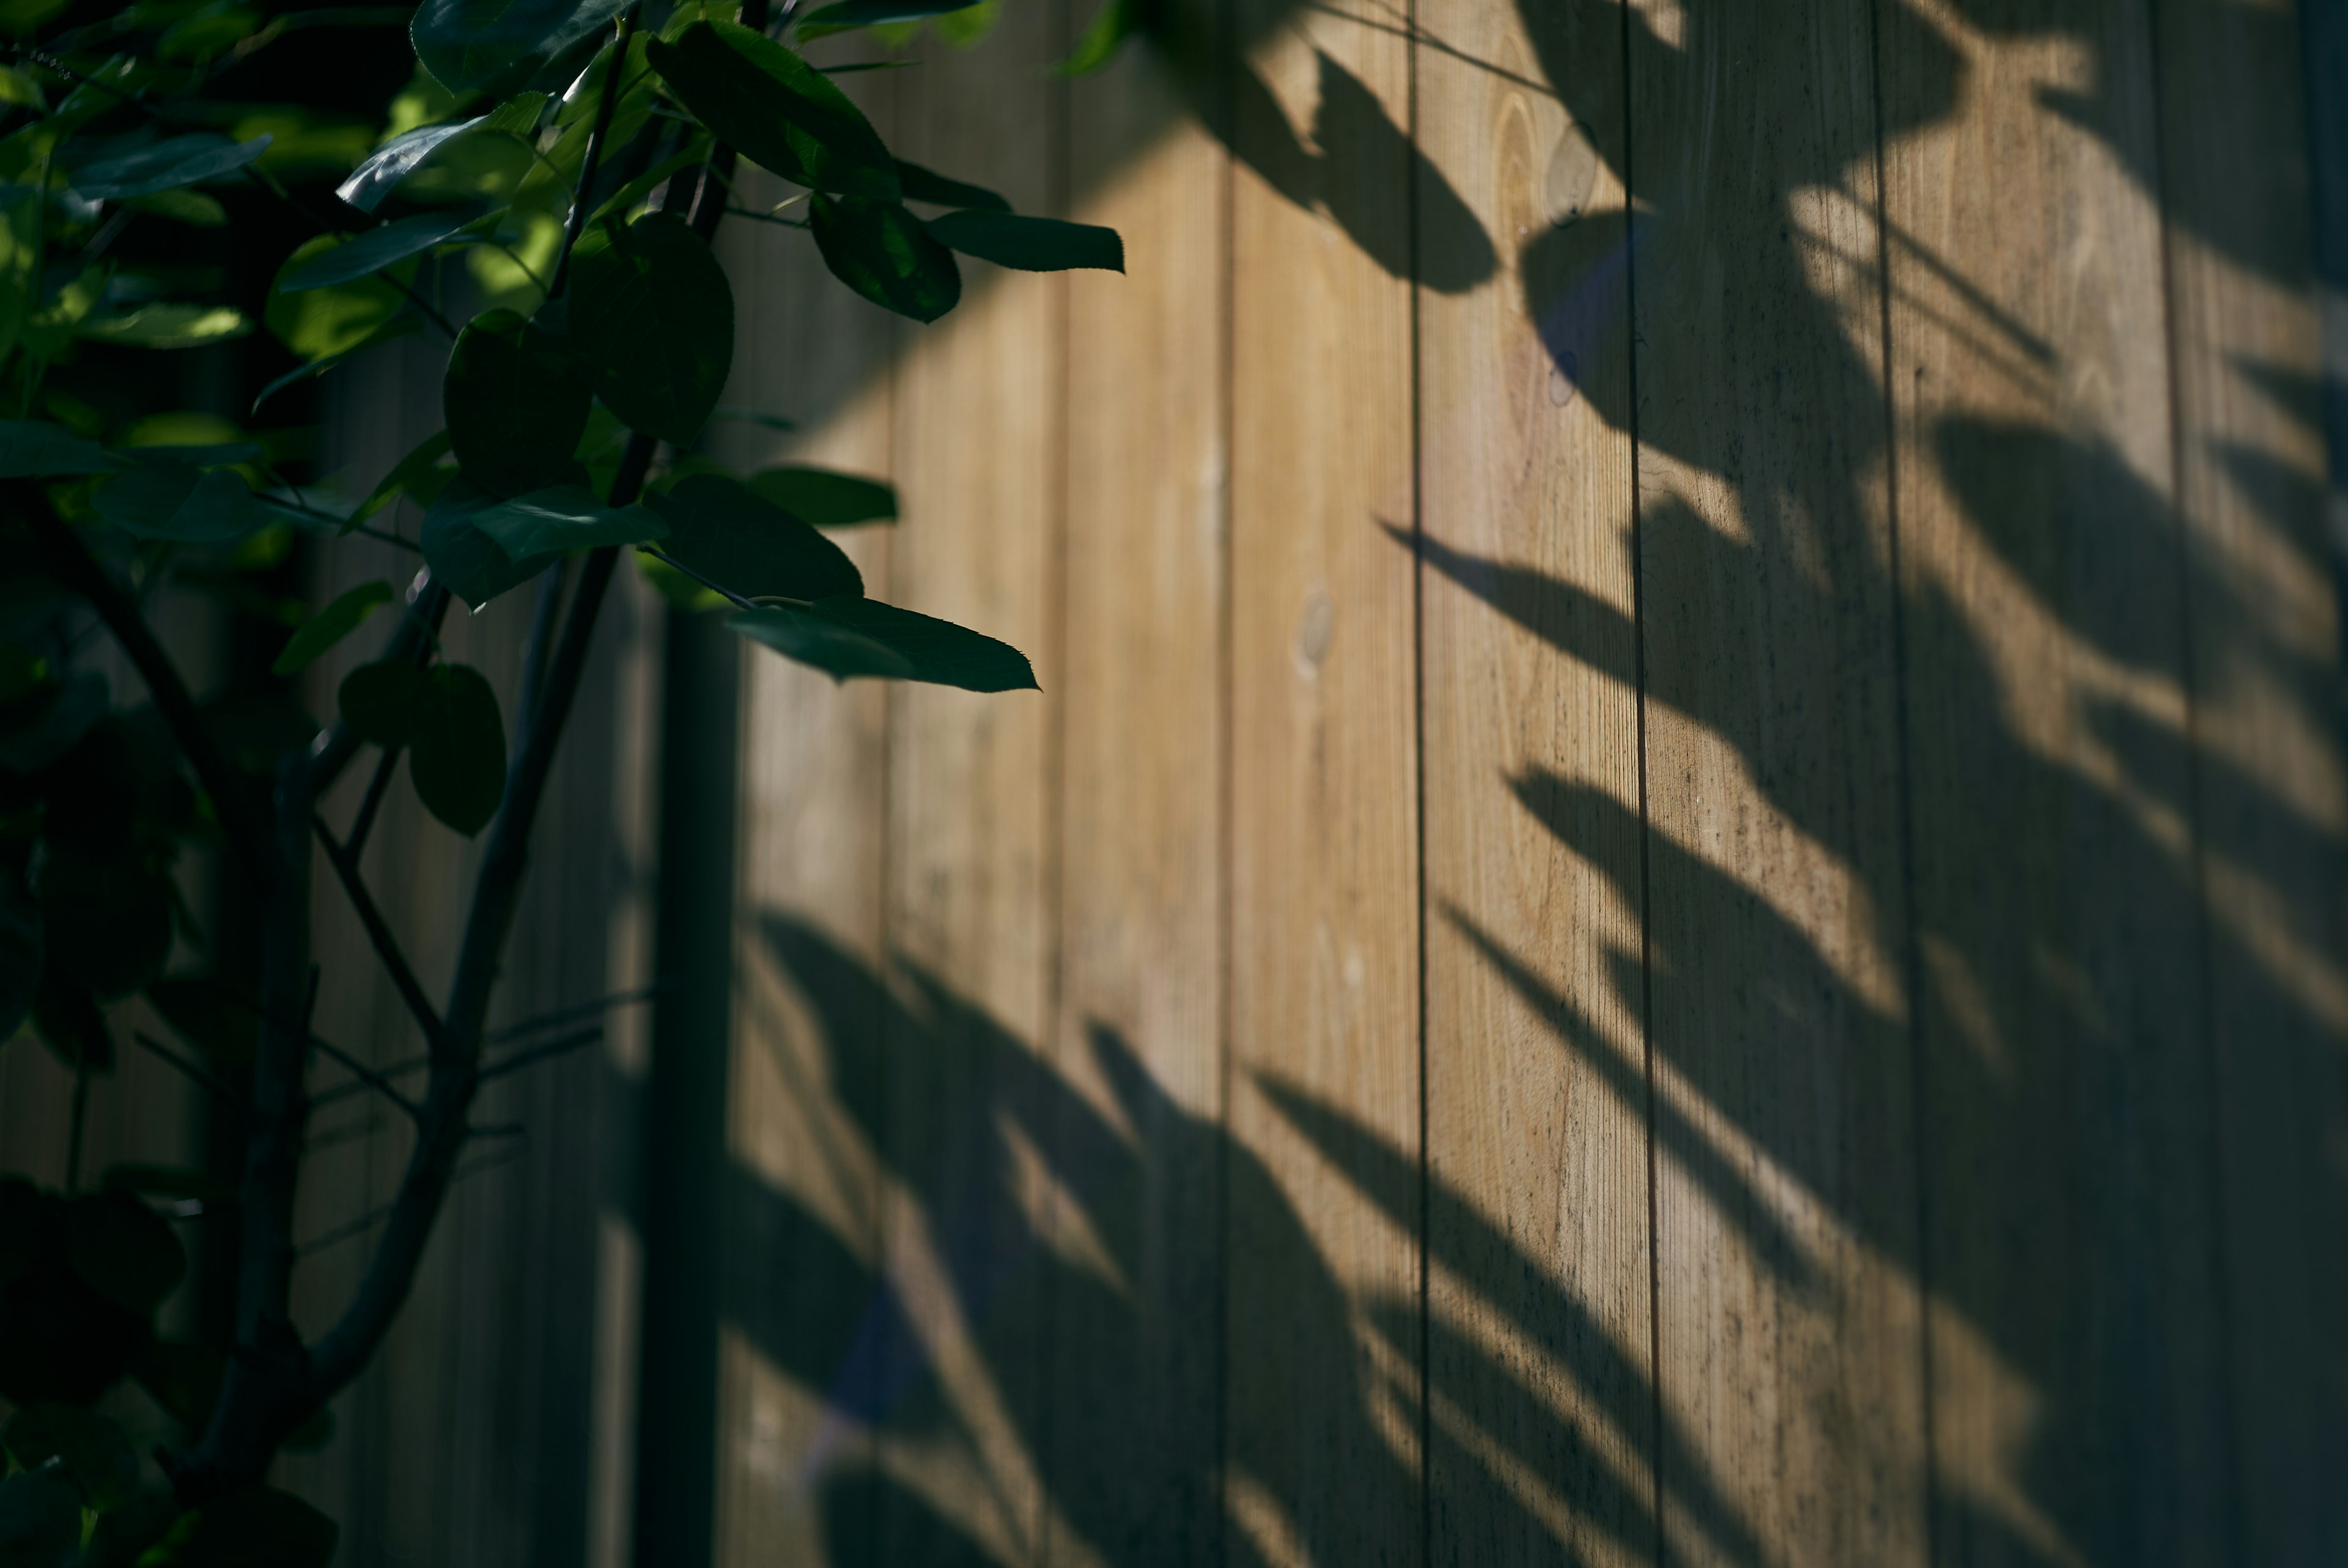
(37, 848, 172, 998)
(124, 188, 229, 227)
(894, 158, 1009, 212)
(0, 419, 125, 477)
(446, 309, 591, 496)
(141, 1487, 336, 1568)
(0, 873, 34, 1043)
(0, 671, 108, 773)
(796, 0, 982, 35)
(646, 474, 862, 601)
(3, 1403, 139, 1511)
(645, 21, 900, 200)
(93, 463, 263, 544)
(745, 464, 896, 528)
(133, 1341, 224, 1430)
(251, 317, 424, 416)
(470, 485, 666, 557)
(0, 1179, 56, 1287)
(421, 480, 560, 608)
(144, 977, 259, 1068)
(281, 212, 481, 292)
(338, 660, 429, 749)
(1053, 0, 1137, 76)
(729, 598, 1035, 690)
(568, 214, 734, 444)
(81, 1492, 186, 1567)
(809, 194, 959, 322)
(0, 1472, 79, 1568)
(271, 580, 394, 675)
(925, 210, 1123, 271)
(62, 1191, 186, 1314)
(412, 0, 627, 94)
(70, 134, 271, 201)
(410, 664, 506, 836)
(352, 430, 454, 525)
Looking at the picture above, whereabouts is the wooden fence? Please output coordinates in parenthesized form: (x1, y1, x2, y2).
(7, 0, 2344, 1562)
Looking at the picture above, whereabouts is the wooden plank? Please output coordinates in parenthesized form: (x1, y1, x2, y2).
(876, 13, 1062, 1565)
(1043, 11, 1229, 1563)
(2154, 0, 2348, 1557)
(709, 89, 901, 1566)
(1410, 2, 1654, 1564)
(1222, 0, 1423, 1558)
(1879, 1, 2233, 1561)
(1622, 1, 1927, 1562)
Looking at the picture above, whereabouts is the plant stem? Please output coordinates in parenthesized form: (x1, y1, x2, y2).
(549, 5, 640, 300)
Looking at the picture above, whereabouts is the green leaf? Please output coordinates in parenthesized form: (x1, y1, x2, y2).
(925, 210, 1123, 272)
(808, 194, 959, 322)
(142, 1486, 336, 1568)
(796, 0, 983, 35)
(125, 187, 230, 227)
(0, 185, 36, 365)
(94, 463, 264, 544)
(412, 0, 628, 94)
(0, 671, 106, 773)
(352, 429, 456, 525)
(410, 664, 505, 836)
(568, 214, 734, 444)
(1053, 0, 1137, 76)
(132, 1341, 224, 1430)
(271, 580, 394, 675)
(251, 317, 424, 414)
(395, 125, 536, 207)
(895, 158, 1009, 212)
(646, 474, 862, 601)
(76, 304, 255, 350)
(281, 212, 481, 292)
(3, 1403, 139, 1511)
(590, 143, 712, 225)
(62, 1191, 186, 1314)
(421, 480, 559, 608)
(337, 659, 429, 748)
(268, 235, 413, 361)
(745, 466, 896, 530)
(0, 874, 35, 1043)
(335, 119, 477, 212)
(0, 1471, 80, 1568)
(146, 976, 260, 1067)
(646, 21, 901, 201)
(445, 308, 591, 496)
(68, 133, 272, 200)
(729, 598, 1036, 690)
(470, 485, 665, 556)
(0, 419, 125, 477)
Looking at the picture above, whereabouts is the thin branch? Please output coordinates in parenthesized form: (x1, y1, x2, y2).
(723, 204, 808, 229)
(638, 543, 755, 608)
(476, 1026, 602, 1082)
(514, 560, 568, 734)
(549, 6, 640, 300)
(133, 1031, 243, 1110)
(345, 743, 400, 862)
(23, 492, 277, 887)
(305, 572, 449, 801)
(291, 1144, 525, 1257)
(311, 815, 450, 1058)
(305, 1032, 422, 1123)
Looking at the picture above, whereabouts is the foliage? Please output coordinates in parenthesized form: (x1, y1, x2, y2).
(0, 0, 1121, 1556)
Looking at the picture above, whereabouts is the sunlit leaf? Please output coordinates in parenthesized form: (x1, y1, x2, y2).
(925, 210, 1123, 271)
(645, 20, 900, 200)
(76, 303, 255, 349)
(1053, 0, 1137, 76)
(281, 212, 482, 291)
(336, 118, 479, 212)
(124, 186, 230, 226)
(744, 465, 895, 528)
(412, 0, 627, 94)
(808, 194, 959, 322)
(68, 133, 271, 200)
(272, 580, 394, 675)
(646, 474, 862, 602)
(267, 235, 415, 360)
(409, 664, 505, 836)
(396, 125, 536, 206)
(729, 598, 1036, 690)
(568, 213, 733, 444)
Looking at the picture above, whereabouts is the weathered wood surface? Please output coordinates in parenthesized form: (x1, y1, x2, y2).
(11, 2, 2343, 1564)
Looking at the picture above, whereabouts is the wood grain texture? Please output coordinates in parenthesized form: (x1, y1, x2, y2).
(2154, 0, 2348, 1558)
(1880, 0, 2232, 1561)
(1045, 10, 1230, 1565)
(708, 62, 901, 1568)
(1223, 0, 1423, 1560)
(1411, 1, 1653, 1564)
(877, 13, 1063, 1565)
(1623, 1, 1927, 1562)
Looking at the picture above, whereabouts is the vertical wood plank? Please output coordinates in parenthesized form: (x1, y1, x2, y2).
(1224, 0, 1422, 1558)
(880, 15, 1061, 1564)
(1046, 7, 1230, 1562)
(2155, 0, 2348, 1557)
(1624, 1, 1927, 1562)
(1880, 0, 2234, 1561)
(711, 111, 901, 1567)
(1411, 1, 1654, 1562)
